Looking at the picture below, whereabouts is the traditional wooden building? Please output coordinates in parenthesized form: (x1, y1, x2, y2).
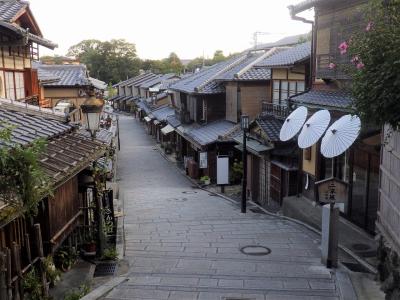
(0, 0, 56, 105)
(230, 43, 311, 209)
(169, 57, 247, 181)
(287, 0, 380, 234)
(0, 100, 109, 299)
(34, 63, 92, 122)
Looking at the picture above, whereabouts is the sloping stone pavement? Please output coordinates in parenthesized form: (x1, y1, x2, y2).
(104, 114, 354, 300)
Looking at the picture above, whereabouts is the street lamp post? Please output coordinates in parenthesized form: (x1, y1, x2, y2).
(80, 88, 105, 257)
(81, 89, 105, 139)
(241, 115, 249, 213)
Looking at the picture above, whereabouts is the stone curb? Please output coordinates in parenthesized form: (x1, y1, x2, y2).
(80, 277, 128, 300)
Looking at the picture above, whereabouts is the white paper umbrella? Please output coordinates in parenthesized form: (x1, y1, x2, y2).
(279, 106, 308, 142)
(298, 110, 331, 149)
(321, 114, 361, 158)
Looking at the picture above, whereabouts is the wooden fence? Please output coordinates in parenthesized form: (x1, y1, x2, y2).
(0, 224, 48, 300)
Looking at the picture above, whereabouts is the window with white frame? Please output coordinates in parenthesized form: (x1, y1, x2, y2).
(5, 72, 15, 100)
(15, 72, 25, 99)
(5, 72, 25, 100)
(273, 80, 305, 106)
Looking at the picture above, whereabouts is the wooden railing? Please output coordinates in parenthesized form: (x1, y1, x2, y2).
(261, 102, 289, 119)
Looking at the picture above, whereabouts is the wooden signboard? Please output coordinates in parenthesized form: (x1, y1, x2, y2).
(315, 177, 348, 203)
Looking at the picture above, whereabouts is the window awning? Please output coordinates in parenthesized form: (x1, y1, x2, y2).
(161, 124, 175, 135)
(144, 116, 152, 122)
(234, 134, 273, 156)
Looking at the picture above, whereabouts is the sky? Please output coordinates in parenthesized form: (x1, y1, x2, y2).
(29, 0, 313, 60)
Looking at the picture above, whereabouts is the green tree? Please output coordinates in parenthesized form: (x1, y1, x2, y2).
(161, 52, 184, 74)
(212, 50, 225, 63)
(67, 39, 141, 84)
(337, 0, 400, 128)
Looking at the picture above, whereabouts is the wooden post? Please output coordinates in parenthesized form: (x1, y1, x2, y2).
(0, 251, 8, 300)
(6, 248, 12, 300)
(34, 224, 48, 298)
(25, 234, 32, 264)
(12, 243, 22, 300)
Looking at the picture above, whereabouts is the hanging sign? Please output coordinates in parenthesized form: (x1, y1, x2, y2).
(315, 177, 348, 203)
(199, 152, 208, 169)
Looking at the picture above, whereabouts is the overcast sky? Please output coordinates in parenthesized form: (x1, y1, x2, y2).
(30, 0, 313, 60)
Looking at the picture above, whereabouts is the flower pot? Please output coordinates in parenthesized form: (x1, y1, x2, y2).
(203, 179, 210, 185)
(84, 242, 96, 253)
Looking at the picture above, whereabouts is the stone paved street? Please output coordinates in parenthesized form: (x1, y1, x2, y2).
(105, 114, 350, 300)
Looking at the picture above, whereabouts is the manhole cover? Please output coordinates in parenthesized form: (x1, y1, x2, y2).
(240, 245, 271, 256)
(167, 197, 188, 202)
(351, 243, 371, 251)
(182, 191, 197, 194)
(93, 262, 117, 277)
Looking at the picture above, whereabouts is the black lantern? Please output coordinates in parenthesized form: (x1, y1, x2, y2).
(241, 115, 249, 131)
(81, 88, 105, 138)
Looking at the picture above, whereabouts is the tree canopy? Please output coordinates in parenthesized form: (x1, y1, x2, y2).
(66, 39, 140, 84)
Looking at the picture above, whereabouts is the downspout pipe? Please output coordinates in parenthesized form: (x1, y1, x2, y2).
(288, 5, 315, 89)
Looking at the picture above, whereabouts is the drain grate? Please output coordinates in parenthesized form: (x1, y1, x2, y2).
(240, 245, 271, 256)
(93, 262, 117, 277)
(342, 262, 370, 273)
(182, 191, 198, 194)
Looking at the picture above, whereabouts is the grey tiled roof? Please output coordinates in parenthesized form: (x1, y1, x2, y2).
(152, 106, 175, 122)
(252, 33, 310, 51)
(0, 108, 72, 146)
(114, 73, 155, 88)
(140, 74, 178, 89)
(170, 54, 249, 94)
(238, 67, 271, 81)
(137, 100, 152, 114)
(256, 42, 311, 67)
(186, 120, 235, 146)
(130, 74, 159, 88)
(291, 90, 353, 109)
(159, 77, 181, 90)
(257, 115, 283, 142)
(166, 115, 180, 128)
(0, 1, 27, 22)
(214, 53, 265, 81)
(34, 63, 90, 87)
(89, 77, 107, 90)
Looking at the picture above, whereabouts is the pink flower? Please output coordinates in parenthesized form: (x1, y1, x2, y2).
(328, 63, 336, 69)
(338, 41, 348, 55)
(366, 22, 373, 31)
(356, 62, 365, 69)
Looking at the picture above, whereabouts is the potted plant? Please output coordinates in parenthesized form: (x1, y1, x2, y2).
(22, 268, 44, 300)
(200, 175, 211, 185)
(54, 247, 78, 272)
(83, 239, 97, 256)
(43, 256, 61, 287)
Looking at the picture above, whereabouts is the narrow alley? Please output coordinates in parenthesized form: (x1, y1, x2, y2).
(103, 114, 350, 300)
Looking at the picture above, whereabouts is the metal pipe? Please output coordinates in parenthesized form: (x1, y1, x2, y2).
(288, 5, 315, 89)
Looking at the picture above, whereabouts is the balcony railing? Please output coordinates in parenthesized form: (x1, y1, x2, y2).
(261, 102, 289, 119)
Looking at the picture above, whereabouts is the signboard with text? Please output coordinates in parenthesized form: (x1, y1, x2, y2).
(315, 177, 348, 203)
